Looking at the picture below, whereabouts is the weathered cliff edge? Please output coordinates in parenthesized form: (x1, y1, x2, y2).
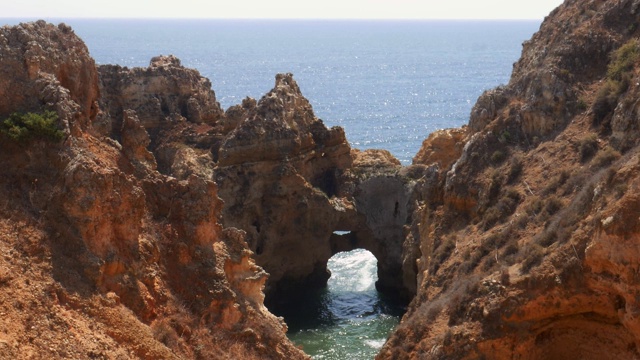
(0, 20, 419, 358)
(6, 0, 640, 357)
(0, 21, 306, 359)
(379, 0, 640, 358)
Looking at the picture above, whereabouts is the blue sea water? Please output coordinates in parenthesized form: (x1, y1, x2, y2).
(2, 19, 540, 164)
(0, 18, 541, 358)
(278, 249, 406, 359)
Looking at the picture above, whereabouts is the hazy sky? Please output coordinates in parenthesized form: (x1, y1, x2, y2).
(5, 0, 564, 19)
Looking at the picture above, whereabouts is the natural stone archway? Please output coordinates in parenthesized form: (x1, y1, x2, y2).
(208, 74, 420, 306)
(98, 64, 420, 307)
(214, 145, 419, 307)
(330, 169, 413, 299)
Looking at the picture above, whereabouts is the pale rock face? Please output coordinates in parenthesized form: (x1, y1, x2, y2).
(97, 54, 224, 136)
(469, 88, 507, 133)
(0, 21, 99, 132)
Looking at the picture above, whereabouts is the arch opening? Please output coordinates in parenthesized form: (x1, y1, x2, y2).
(275, 249, 405, 359)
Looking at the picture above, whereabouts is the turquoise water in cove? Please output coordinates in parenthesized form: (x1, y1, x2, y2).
(274, 249, 405, 359)
(0, 18, 541, 358)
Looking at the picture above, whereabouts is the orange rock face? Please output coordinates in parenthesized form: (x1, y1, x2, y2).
(12, 3, 640, 358)
(0, 19, 422, 359)
(379, 0, 640, 358)
(98, 57, 420, 304)
(412, 127, 467, 169)
(0, 21, 306, 359)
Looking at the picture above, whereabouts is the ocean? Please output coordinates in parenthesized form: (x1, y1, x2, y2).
(1, 18, 541, 359)
(2, 19, 540, 164)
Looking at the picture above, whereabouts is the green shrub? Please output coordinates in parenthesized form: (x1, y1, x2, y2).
(498, 130, 511, 144)
(576, 98, 588, 112)
(593, 39, 639, 125)
(607, 39, 640, 81)
(0, 111, 64, 142)
(490, 150, 506, 164)
(578, 134, 598, 162)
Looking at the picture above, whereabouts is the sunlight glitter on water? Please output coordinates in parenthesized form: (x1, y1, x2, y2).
(286, 249, 403, 360)
(328, 249, 377, 293)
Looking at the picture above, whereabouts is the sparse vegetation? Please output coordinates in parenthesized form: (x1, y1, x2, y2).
(543, 196, 563, 216)
(429, 235, 457, 275)
(490, 150, 506, 164)
(576, 98, 588, 112)
(151, 318, 181, 349)
(593, 39, 639, 126)
(607, 38, 640, 81)
(498, 130, 511, 144)
(543, 170, 571, 195)
(0, 111, 64, 142)
(502, 240, 519, 262)
(536, 229, 558, 247)
(578, 134, 599, 162)
(593, 80, 626, 126)
(520, 244, 544, 273)
(592, 147, 621, 168)
(447, 277, 480, 326)
(506, 155, 523, 184)
(482, 188, 521, 230)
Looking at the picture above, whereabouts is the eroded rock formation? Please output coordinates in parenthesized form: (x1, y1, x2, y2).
(379, 0, 640, 358)
(7, 1, 640, 357)
(97, 56, 418, 304)
(0, 21, 305, 359)
(0, 18, 421, 359)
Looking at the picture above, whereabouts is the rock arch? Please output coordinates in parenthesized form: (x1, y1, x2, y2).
(99, 65, 420, 307)
(214, 145, 419, 307)
(329, 173, 412, 298)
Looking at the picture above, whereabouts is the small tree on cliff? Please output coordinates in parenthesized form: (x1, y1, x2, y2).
(0, 111, 64, 142)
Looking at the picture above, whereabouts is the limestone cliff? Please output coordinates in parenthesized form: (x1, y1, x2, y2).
(0, 21, 305, 359)
(0, 19, 420, 360)
(379, 0, 640, 358)
(97, 57, 418, 305)
(8, 3, 639, 358)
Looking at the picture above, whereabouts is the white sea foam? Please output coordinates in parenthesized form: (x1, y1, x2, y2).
(364, 339, 386, 349)
(328, 249, 377, 292)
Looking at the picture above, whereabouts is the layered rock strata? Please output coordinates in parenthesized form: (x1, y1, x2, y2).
(7, 2, 639, 358)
